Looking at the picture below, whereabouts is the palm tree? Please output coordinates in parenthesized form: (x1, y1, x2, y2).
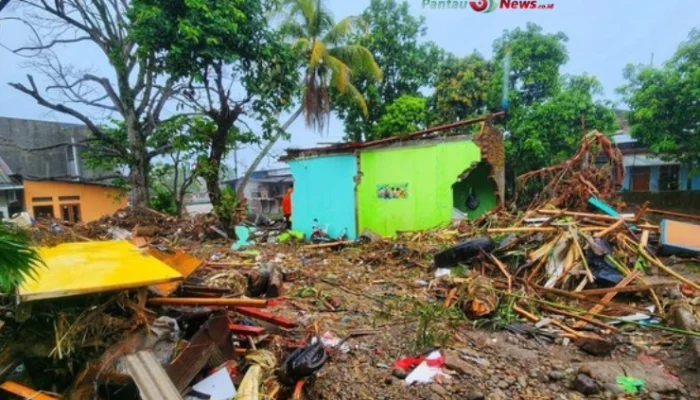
(237, 0, 382, 194)
(0, 223, 43, 293)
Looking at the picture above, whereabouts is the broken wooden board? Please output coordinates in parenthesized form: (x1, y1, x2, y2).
(147, 248, 203, 296)
(124, 351, 183, 400)
(660, 219, 700, 256)
(0, 381, 59, 400)
(167, 314, 234, 392)
(19, 241, 183, 302)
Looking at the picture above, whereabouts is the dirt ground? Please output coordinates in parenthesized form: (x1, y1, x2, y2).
(223, 241, 700, 400)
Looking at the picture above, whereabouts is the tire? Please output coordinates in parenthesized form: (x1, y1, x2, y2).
(433, 237, 495, 269)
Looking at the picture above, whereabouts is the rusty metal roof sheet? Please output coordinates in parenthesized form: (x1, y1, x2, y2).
(281, 111, 504, 161)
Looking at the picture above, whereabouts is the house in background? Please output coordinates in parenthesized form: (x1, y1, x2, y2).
(225, 168, 293, 216)
(0, 117, 127, 222)
(614, 134, 700, 193)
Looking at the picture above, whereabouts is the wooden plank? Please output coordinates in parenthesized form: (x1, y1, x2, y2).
(0, 381, 59, 400)
(233, 307, 298, 329)
(229, 323, 266, 336)
(148, 298, 267, 308)
(148, 249, 203, 296)
(124, 351, 183, 400)
(18, 241, 183, 302)
(167, 314, 232, 392)
(573, 270, 640, 328)
(648, 208, 700, 222)
(594, 219, 626, 238)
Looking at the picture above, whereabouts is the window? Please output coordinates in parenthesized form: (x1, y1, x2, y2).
(630, 167, 650, 192)
(59, 195, 80, 202)
(7, 190, 17, 203)
(61, 204, 81, 223)
(659, 165, 680, 191)
(32, 196, 53, 203)
(33, 206, 54, 219)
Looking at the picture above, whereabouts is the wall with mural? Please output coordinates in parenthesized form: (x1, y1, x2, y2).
(357, 139, 482, 236)
(288, 155, 358, 240)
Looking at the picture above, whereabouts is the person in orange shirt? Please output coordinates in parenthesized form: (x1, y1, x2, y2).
(282, 184, 293, 229)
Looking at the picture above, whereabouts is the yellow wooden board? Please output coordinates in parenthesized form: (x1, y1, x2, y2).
(19, 241, 183, 302)
(147, 248, 203, 296)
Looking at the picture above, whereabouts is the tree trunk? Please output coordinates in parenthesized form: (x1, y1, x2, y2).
(127, 119, 150, 207)
(237, 105, 304, 195)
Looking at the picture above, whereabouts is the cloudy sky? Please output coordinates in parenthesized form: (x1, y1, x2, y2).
(1, 0, 698, 173)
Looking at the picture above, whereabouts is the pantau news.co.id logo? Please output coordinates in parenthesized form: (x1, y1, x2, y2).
(422, 0, 554, 11)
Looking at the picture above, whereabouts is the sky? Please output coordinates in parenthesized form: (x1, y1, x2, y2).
(0, 0, 698, 174)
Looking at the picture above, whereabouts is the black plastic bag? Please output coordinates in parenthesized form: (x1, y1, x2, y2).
(279, 338, 328, 386)
(434, 237, 495, 269)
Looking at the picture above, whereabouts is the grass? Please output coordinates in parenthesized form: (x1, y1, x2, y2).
(409, 301, 465, 352)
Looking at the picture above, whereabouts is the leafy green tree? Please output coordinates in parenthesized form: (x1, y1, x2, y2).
(0, 223, 43, 293)
(507, 75, 616, 176)
(335, 0, 443, 142)
(374, 95, 428, 138)
(429, 53, 493, 126)
(130, 0, 299, 223)
(619, 29, 700, 173)
(491, 23, 569, 111)
(237, 0, 382, 193)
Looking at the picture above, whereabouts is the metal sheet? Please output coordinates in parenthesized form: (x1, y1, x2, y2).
(147, 248, 203, 296)
(124, 351, 183, 400)
(19, 241, 183, 302)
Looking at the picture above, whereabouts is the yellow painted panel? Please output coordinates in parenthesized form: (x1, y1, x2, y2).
(19, 241, 183, 302)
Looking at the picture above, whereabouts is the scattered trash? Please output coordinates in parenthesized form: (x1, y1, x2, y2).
(190, 367, 237, 400)
(616, 376, 646, 394)
(404, 351, 448, 385)
(279, 338, 328, 386)
(433, 237, 495, 269)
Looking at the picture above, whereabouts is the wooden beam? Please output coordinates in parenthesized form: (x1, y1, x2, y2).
(229, 324, 266, 336)
(233, 307, 298, 329)
(147, 298, 267, 308)
(573, 270, 640, 328)
(0, 381, 58, 400)
(648, 208, 700, 222)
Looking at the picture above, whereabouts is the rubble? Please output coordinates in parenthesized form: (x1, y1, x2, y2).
(1, 132, 699, 399)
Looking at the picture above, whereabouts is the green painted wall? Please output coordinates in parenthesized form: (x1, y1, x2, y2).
(453, 162, 499, 219)
(358, 139, 482, 236)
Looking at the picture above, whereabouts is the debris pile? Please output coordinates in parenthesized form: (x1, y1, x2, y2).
(1, 131, 699, 400)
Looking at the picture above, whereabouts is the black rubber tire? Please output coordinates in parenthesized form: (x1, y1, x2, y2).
(433, 237, 495, 269)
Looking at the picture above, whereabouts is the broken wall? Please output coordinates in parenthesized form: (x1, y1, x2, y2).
(453, 162, 499, 219)
(288, 155, 358, 240)
(357, 138, 481, 237)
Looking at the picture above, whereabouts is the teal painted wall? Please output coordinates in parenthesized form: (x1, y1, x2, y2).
(288, 155, 357, 240)
(357, 140, 482, 236)
(453, 162, 499, 219)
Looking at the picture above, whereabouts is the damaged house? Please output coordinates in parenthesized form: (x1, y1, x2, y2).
(282, 115, 505, 239)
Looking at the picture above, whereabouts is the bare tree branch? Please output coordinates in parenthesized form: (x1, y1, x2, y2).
(8, 75, 126, 155)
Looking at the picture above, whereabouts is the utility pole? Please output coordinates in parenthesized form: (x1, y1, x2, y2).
(650, 53, 655, 67)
